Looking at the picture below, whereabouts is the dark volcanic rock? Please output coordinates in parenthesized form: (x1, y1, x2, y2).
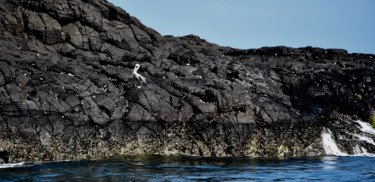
(1, 0, 375, 162)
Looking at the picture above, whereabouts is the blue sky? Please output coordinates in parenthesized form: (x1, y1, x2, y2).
(108, 0, 375, 54)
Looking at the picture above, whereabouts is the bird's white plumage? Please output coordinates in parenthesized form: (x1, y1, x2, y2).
(131, 64, 147, 88)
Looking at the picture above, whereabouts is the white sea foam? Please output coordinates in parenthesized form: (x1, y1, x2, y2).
(321, 128, 347, 156)
(351, 144, 375, 157)
(354, 120, 375, 135)
(0, 162, 33, 169)
(353, 134, 375, 145)
(353, 144, 365, 154)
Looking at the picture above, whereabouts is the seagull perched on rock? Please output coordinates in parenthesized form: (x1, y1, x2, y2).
(131, 64, 147, 88)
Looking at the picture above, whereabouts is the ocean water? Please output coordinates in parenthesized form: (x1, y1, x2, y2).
(0, 155, 374, 181)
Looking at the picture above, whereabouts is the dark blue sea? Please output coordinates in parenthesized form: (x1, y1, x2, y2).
(0, 156, 374, 181)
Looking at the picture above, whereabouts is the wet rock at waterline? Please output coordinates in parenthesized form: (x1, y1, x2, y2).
(1, 0, 375, 162)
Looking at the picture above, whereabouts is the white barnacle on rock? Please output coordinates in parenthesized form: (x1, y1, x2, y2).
(67, 73, 75, 77)
(109, 78, 117, 82)
(100, 84, 108, 91)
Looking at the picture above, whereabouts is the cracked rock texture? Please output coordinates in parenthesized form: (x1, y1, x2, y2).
(1, 0, 375, 162)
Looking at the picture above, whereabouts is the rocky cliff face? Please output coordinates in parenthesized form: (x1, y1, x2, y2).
(1, 0, 375, 162)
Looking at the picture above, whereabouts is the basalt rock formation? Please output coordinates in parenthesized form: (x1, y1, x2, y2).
(1, 0, 375, 162)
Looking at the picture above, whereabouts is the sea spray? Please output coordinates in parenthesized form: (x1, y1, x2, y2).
(352, 144, 368, 154)
(353, 144, 362, 154)
(321, 128, 347, 156)
(0, 162, 33, 169)
(350, 120, 375, 156)
(351, 144, 375, 157)
(371, 115, 375, 129)
(354, 120, 375, 135)
(353, 134, 375, 145)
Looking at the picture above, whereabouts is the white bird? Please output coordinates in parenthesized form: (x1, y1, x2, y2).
(131, 64, 147, 88)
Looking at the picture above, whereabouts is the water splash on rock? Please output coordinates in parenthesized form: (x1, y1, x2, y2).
(355, 120, 375, 135)
(321, 128, 347, 156)
(322, 120, 375, 156)
(353, 134, 375, 145)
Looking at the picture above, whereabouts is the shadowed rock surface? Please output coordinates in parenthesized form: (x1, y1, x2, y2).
(1, 0, 375, 162)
